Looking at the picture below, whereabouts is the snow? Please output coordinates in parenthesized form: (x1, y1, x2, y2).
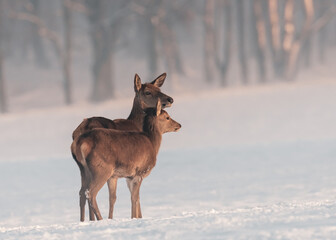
(2, 202, 336, 240)
(1, 78, 336, 239)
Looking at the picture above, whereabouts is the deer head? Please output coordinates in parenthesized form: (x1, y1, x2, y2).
(144, 99, 181, 134)
(134, 73, 174, 110)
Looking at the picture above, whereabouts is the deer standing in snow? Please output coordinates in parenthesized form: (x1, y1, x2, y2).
(73, 100, 181, 221)
(71, 73, 173, 221)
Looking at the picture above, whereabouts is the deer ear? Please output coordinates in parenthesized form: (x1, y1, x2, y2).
(134, 74, 142, 92)
(156, 99, 162, 116)
(151, 73, 166, 88)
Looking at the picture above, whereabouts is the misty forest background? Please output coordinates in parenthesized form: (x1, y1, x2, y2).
(0, 0, 335, 114)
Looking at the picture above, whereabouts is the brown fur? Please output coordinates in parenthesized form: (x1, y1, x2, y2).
(73, 101, 181, 221)
(71, 73, 173, 220)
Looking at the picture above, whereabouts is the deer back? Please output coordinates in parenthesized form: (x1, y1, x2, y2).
(72, 117, 116, 140)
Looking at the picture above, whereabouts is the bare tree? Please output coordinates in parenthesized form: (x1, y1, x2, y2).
(62, 0, 73, 105)
(144, 10, 158, 76)
(236, 0, 249, 84)
(316, 0, 330, 63)
(252, 0, 267, 82)
(9, 1, 76, 105)
(285, 0, 314, 80)
(215, 0, 232, 86)
(28, 0, 49, 68)
(0, 0, 7, 113)
(131, 0, 185, 89)
(85, 0, 112, 101)
(284, 0, 336, 80)
(85, 0, 127, 102)
(203, 0, 216, 82)
(132, 1, 160, 76)
(157, 1, 185, 77)
(0, 53, 5, 113)
(267, 0, 284, 78)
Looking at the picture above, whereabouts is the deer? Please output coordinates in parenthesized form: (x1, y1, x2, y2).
(72, 73, 174, 140)
(71, 73, 174, 221)
(72, 99, 181, 221)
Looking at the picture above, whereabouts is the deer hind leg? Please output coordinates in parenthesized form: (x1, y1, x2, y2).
(86, 177, 107, 221)
(82, 168, 95, 221)
(80, 186, 95, 221)
(78, 165, 89, 222)
(107, 177, 118, 219)
(89, 204, 95, 221)
(126, 176, 143, 219)
(79, 186, 86, 222)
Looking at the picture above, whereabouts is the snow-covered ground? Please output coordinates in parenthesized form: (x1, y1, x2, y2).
(1, 78, 336, 239)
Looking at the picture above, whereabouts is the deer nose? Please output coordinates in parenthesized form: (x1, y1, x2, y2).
(167, 97, 174, 104)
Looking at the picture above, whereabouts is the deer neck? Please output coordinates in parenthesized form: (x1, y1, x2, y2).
(127, 96, 145, 130)
(144, 119, 162, 156)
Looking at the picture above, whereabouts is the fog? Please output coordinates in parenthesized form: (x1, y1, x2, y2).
(0, 0, 335, 113)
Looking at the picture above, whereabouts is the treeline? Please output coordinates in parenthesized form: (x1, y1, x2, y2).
(204, 0, 336, 86)
(0, 0, 335, 113)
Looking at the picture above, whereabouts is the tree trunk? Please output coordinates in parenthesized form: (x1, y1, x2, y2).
(203, 0, 216, 82)
(29, 0, 49, 68)
(0, 0, 7, 113)
(268, 0, 284, 78)
(317, 0, 328, 63)
(252, 0, 267, 82)
(143, 15, 158, 76)
(285, 0, 314, 80)
(236, 0, 248, 84)
(302, 37, 312, 68)
(86, 0, 114, 102)
(90, 27, 113, 102)
(62, 0, 72, 105)
(140, 0, 161, 77)
(159, 19, 184, 76)
(157, 19, 184, 89)
(282, 0, 295, 79)
(0, 52, 6, 114)
(215, 0, 232, 86)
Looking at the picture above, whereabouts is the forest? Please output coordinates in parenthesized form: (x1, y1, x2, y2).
(0, 0, 335, 113)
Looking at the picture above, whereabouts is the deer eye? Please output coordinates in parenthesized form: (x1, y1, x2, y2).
(145, 91, 151, 95)
(166, 117, 170, 120)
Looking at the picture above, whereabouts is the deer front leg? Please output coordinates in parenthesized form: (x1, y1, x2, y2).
(107, 177, 118, 219)
(126, 176, 143, 218)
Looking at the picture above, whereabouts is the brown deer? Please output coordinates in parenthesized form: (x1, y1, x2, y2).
(73, 100, 181, 221)
(71, 73, 173, 221)
(72, 73, 173, 140)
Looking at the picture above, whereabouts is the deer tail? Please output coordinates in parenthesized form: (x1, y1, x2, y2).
(73, 138, 93, 184)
